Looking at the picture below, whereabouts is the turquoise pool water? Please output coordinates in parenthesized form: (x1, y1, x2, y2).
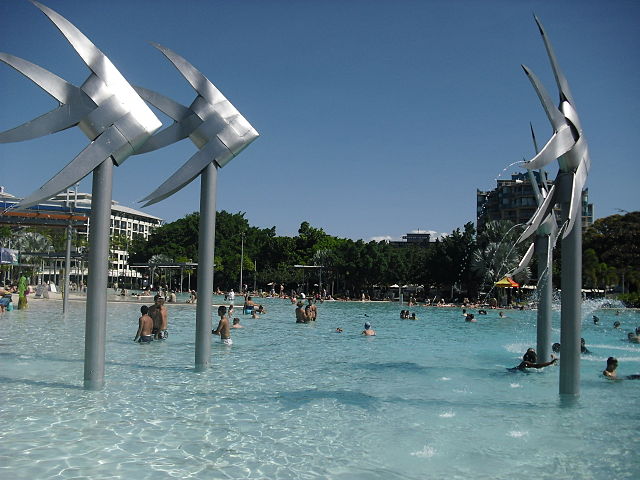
(1, 297, 639, 479)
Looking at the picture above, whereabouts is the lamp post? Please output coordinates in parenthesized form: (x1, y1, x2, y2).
(239, 232, 245, 293)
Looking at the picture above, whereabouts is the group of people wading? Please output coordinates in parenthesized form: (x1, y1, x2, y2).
(295, 298, 318, 323)
(133, 294, 169, 343)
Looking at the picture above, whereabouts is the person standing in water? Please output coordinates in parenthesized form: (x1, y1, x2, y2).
(148, 295, 168, 340)
(212, 305, 232, 345)
(307, 298, 317, 321)
(134, 305, 154, 343)
(295, 301, 308, 323)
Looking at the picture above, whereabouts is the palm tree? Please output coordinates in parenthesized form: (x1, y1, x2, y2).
(12, 231, 53, 283)
(472, 220, 531, 297)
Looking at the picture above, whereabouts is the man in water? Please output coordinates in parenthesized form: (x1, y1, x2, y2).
(295, 301, 308, 323)
(212, 305, 232, 345)
(134, 305, 154, 343)
(464, 313, 476, 322)
(627, 332, 640, 344)
(243, 296, 256, 313)
(603, 357, 640, 380)
(512, 348, 557, 371)
(593, 315, 600, 325)
(148, 295, 168, 339)
(362, 322, 376, 336)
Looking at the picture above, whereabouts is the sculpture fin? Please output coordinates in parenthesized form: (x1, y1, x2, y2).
(517, 183, 557, 243)
(510, 242, 535, 277)
(134, 86, 192, 121)
(29, 1, 160, 133)
(523, 125, 575, 171)
(521, 64, 566, 130)
(140, 138, 231, 206)
(150, 43, 227, 107)
(533, 15, 575, 106)
(16, 126, 130, 209)
(0, 52, 94, 142)
(133, 86, 201, 153)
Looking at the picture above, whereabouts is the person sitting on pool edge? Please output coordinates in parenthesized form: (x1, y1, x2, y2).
(134, 305, 154, 343)
(362, 322, 376, 336)
(512, 348, 557, 371)
(603, 357, 640, 380)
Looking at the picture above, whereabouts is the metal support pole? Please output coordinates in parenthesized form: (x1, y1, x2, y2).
(63, 223, 72, 314)
(84, 159, 113, 390)
(195, 163, 218, 371)
(559, 173, 582, 396)
(535, 234, 552, 362)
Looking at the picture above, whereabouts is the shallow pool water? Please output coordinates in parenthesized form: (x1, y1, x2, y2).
(1, 297, 639, 479)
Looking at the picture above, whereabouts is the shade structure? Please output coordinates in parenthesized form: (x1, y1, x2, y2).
(495, 277, 520, 288)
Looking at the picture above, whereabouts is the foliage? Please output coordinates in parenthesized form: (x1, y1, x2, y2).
(617, 292, 640, 308)
(12, 207, 635, 300)
(584, 211, 640, 293)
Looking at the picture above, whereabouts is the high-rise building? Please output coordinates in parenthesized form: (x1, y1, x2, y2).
(476, 173, 593, 232)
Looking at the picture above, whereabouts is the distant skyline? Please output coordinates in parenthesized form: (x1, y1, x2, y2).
(1, 0, 638, 241)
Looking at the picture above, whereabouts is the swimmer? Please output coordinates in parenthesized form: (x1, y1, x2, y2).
(134, 305, 153, 343)
(627, 332, 640, 343)
(410, 313, 417, 320)
(335, 328, 343, 333)
(636, 326, 640, 336)
(593, 315, 600, 325)
(499, 311, 506, 318)
(362, 322, 376, 336)
(512, 348, 557, 371)
(232, 318, 244, 329)
(464, 313, 476, 322)
(552, 342, 561, 353)
(603, 357, 618, 379)
(613, 321, 621, 329)
(581, 338, 591, 354)
(478, 309, 487, 315)
(603, 357, 640, 380)
(212, 305, 232, 345)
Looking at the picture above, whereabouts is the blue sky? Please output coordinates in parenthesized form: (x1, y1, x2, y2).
(1, 0, 638, 241)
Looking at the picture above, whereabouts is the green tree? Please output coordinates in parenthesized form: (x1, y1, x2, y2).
(584, 212, 640, 293)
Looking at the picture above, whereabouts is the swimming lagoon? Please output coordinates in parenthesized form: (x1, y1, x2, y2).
(1, 297, 639, 479)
